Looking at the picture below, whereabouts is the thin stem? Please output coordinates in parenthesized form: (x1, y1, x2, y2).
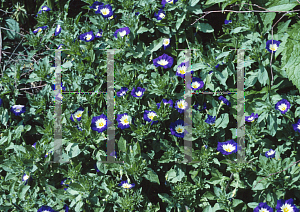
(0, 27, 24, 37)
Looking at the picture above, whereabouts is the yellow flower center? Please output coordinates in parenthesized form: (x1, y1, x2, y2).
(85, 34, 92, 41)
(101, 8, 109, 15)
(38, 28, 42, 32)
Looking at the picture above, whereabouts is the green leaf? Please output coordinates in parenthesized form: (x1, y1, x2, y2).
(176, 13, 186, 30)
(248, 202, 259, 208)
(214, 113, 229, 129)
(118, 136, 127, 152)
(189, 0, 200, 7)
(158, 193, 173, 204)
(191, 63, 207, 71)
(195, 22, 214, 33)
(35, 126, 45, 134)
(186, 4, 203, 14)
(205, 0, 226, 5)
(232, 199, 244, 207)
(267, 113, 277, 136)
(146, 37, 164, 54)
(4, 18, 20, 40)
(62, 61, 73, 69)
(137, 26, 149, 34)
(245, 72, 258, 89)
(13, 145, 26, 154)
(19, 185, 30, 200)
(144, 168, 160, 185)
(66, 143, 81, 158)
(230, 27, 249, 34)
(14, 125, 24, 140)
(267, 4, 297, 12)
(257, 65, 268, 86)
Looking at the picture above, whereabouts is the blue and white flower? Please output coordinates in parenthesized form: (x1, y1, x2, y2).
(292, 119, 300, 133)
(97, 4, 113, 18)
(91, 114, 112, 133)
(70, 106, 84, 122)
(118, 180, 135, 189)
(54, 24, 61, 36)
(217, 139, 238, 155)
(176, 61, 194, 78)
(116, 87, 128, 97)
(266, 40, 281, 53)
(79, 31, 95, 42)
(57, 44, 64, 49)
(194, 102, 206, 111)
(224, 20, 232, 24)
(11, 105, 26, 116)
(162, 38, 171, 50)
(276, 198, 299, 212)
(174, 99, 188, 113)
(205, 114, 216, 125)
(61, 178, 71, 191)
(113, 27, 130, 39)
(153, 53, 174, 69)
(254, 202, 274, 212)
(95, 29, 103, 38)
(170, 119, 188, 138)
(265, 149, 275, 158)
(218, 96, 231, 107)
(117, 113, 132, 129)
(0, 98, 2, 107)
(144, 110, 158, 125)
(245, 113, 259, 122)
(22, 174, 29, 182)
(45, 151, 52, 158)
(154, 9, 166, 20)
(161, 0, 178, 7)
(52, 82, 66, 91)
(41, 6, 51, 12)
(157, 99, 173, 109)
(33, 26, 48, 34)
(275, 99, 290, 114)
(90, 1, 104, 12)
(32, 142, 36, 148)
(37, 206, 56, 212)
(131, 87, 146, 98)
(191, 77, 204, 90)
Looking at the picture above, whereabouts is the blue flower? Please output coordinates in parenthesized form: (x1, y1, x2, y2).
(55, 24, 61, 36)
(37, 206, 56, 212)
(91, 114, 112, 133)
(131, 87, 146, 98)
(209, 71, 213, 74)
(217, 139, 238, 155)
(41, 6, 51, 12)
(135, 12, 140, 16)
(33, 26, 48, 34)
(245, 113, 259, 122)
(63, 204, 69, 212)
(170, 119, 188, 138)
(174, 99, 188, 113)
(70, 106, 84, 122)
(292, 119, 300, 133)
(154, 9, 166, 20)
(157, 99, 173, 109)
(79, 31, 95, 42)
(176, 61, 194, 78)
(0, 98, 2, 106)
(224, 20, 232, 24)
(11, 105, 26, 116)
(57, 44, 64, 49)
(161, 0, 178, 8)
(113, 27, 130, 39)
(203, 145, 208, 149)
(76, 125, 83, 131)
(107, 150, 117, 158)
(218, 96, 231, 107)
(191, 77, 204, 90)
(22, 174, 29, 182)
(153, 53, 174, 69)
(265, 149, 275, 158)
(94, 163, 100, 172)
(194, 102, 206, 111)
(162, 38, 171, 50)
(45, 151, 52, 158)
(275, 99, 290, 114)
(144, 110, 158, 125)
(205, 114, 216, 125)
(95, 29, 103, 38)
(90, 1, 104, 12)
(118, 180, 135, 189)
(117, 87, 129, 97)
(266, 40, 281, 53)
(97, 4, 113, 18)
(215, 64, 219, 68)
(117, 113, 132, 129)
(276, 198, 299, 212)
(32, 142, 36, 148)
(52, 82, 66, 91)
(254, 202, 273, 212)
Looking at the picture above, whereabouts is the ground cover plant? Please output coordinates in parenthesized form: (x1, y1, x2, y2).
(1, 0, 300, 211)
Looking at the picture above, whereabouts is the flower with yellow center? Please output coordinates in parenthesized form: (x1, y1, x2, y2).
(101, 8, 109, 15)
(157, 59, 168, 66)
